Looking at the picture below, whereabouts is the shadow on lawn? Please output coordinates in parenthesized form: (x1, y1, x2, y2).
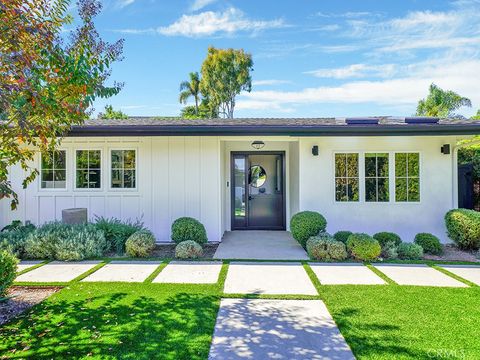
(0, 290, 219, 360)
(332, 308, 433, 359)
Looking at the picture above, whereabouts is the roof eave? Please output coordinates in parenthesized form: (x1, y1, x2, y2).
(67, 124, 480, 137)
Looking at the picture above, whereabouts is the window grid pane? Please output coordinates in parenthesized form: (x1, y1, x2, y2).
(76, 150, 101, 189)
(365, 153, 389, 202)
(41, 151, 66, 189)
(111, 150, 136, 189)
(335, 153, 359, 202)
(395, 153, 419, 202)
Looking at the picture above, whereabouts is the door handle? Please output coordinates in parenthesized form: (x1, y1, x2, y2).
(248, 195, 253, 201)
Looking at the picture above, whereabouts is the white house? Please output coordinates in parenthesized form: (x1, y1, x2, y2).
(1, 116, 479, 243)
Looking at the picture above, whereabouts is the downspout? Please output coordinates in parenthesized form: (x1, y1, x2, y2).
(452, 139, 480, 209)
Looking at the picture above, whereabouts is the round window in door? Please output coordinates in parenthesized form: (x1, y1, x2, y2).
(249, 165, 267, 188)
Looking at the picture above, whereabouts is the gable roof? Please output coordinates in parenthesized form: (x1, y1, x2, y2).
(68, 116, 480, 137)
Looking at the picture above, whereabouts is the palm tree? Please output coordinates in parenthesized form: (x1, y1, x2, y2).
(416, 83, 471, 118)
(179, 72, 201, 115)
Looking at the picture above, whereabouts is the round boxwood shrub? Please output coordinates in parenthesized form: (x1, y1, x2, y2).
(333, 231, 353, 244)
(380, 241, 398, 259)
(171, 217, 208, 245)
(397, 243, 424, 260)
(414, 233, 442, 255)
(0, 250, 18, 297)
(125, 230, 156, 258)
(445, 209, 480, 250)
(373, 232, 402, 247)
(175, 240, 204, 259)
(290, 211, 327, 248)
(306, 233, 347, 261)
(346, 233, 381, 261)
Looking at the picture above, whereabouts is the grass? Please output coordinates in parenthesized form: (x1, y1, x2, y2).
(2, 259, 480, 359)
(319, 285, 480, 359)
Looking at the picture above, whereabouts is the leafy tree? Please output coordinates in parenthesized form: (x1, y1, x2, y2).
(99, 105, 128, 120)
(179, 72, 201, 115)
(416, 83, 471, 117)
(180, 99, 218, 119)
(200, 47, 253, 118)
(471, 110, 480, 120)
(0, 0, 123, 209)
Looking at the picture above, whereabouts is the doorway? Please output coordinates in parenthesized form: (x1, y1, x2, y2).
(231, 152, 286, 230)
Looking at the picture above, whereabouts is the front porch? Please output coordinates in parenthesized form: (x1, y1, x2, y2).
(213, 231, 309, 260)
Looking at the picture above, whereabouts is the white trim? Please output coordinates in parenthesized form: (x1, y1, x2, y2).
(108, 148, 138, 191)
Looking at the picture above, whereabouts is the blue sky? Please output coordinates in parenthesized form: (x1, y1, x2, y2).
(86, 0, 480, 118)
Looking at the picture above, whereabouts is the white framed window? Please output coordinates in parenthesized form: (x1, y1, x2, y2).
(365, 153, 389, 202)
(110, 149, 136, 189)
(395, 152, 420, 202)
(75, 150, 102, 189)
(40, 150, 67, 189)
(334, 153, 359, 202)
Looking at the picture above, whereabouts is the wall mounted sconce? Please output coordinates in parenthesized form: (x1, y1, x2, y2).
(251, 140, 265, 150)
(441, 144, 450, 155)
(312, 145, 319, 156)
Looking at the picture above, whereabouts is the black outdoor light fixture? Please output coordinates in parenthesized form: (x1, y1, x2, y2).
(312, 145, 319, 156)
(251, 140, 265, 150)
(441, 144, 451, 155)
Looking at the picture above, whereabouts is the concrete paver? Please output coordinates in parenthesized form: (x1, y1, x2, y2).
(16, 261, 101, 282)
(17, 261, 43, 273)
(82, 261, 161, 282)
(309, 263, 386, 285)
(153, 261, 222, 284)
(438, 265, 480, 285)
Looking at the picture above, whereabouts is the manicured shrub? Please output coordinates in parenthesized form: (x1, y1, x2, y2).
(24, 222, 107, 261)
(306, 233, 347, 261)
(373, 232, 402, 247)
(346, 233, 381, 261)
(380, 241, 398, 260)
(290, 211, 327, 248)
(333, 231, 353, 244)
(397, 243, 424, 260)
(125, 230, 156, 258)
(0, 222, 36, 258)
(0, 250, 18, 296)
(95, 216, 145, 254)
(171, 217, 208, 245)
(414, 233, 443, 255)
(445, 209, 480, 250)
(175, 240, 204, 259)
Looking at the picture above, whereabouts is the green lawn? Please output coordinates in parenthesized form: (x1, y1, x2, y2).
(1, 262, 480, 359)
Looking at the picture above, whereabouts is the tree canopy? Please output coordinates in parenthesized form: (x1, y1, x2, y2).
(416, 83, 471, 118)
(0, 0, 123, 209)
(200, 47, 253, 119)
(99, 105, 128, 120)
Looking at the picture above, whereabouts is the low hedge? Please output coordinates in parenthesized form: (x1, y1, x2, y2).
(175, 240, 203, 259)
(24, 222, 107, 261)
(0, 250, 18, 297)
(125, 230, 156, 257)
(414, 233, 442, 255)
(380, 241, 398, 259)
(373, 232, 402, 247)
(0, 222, 36, 258)
(290, 211, 327, 248)
(346, 233, 381, 261)
(171, 217, 208, 245)
(397, 243, 424, 260)
(333, 231, 353, 244)
(445, 209, 480, 250)
(306, 233, 347, 261)
(94, 216, 145, 254)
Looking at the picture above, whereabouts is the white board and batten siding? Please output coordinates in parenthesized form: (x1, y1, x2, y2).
(1, 137, 223, 242)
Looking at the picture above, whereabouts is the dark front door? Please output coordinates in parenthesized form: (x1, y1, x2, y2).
(231, 152, 285, 230)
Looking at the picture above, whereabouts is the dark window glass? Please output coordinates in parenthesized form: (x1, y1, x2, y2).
(365, 153, 389, 202)
(335, 153, 359, 202)
(395, 153, 419, 202)
(111, 150, 136, 188)
(41, 151, 66, 189)
(76, 150, 101, 189)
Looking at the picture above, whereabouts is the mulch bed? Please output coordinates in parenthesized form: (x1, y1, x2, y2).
(152, 242, 219, 259)
(424, 244, 479, 262)
(0, 286, 61, 326)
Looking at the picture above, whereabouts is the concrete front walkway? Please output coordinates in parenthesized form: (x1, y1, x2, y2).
(214, 231, 309, 260)
(209, 299, 354, 360)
